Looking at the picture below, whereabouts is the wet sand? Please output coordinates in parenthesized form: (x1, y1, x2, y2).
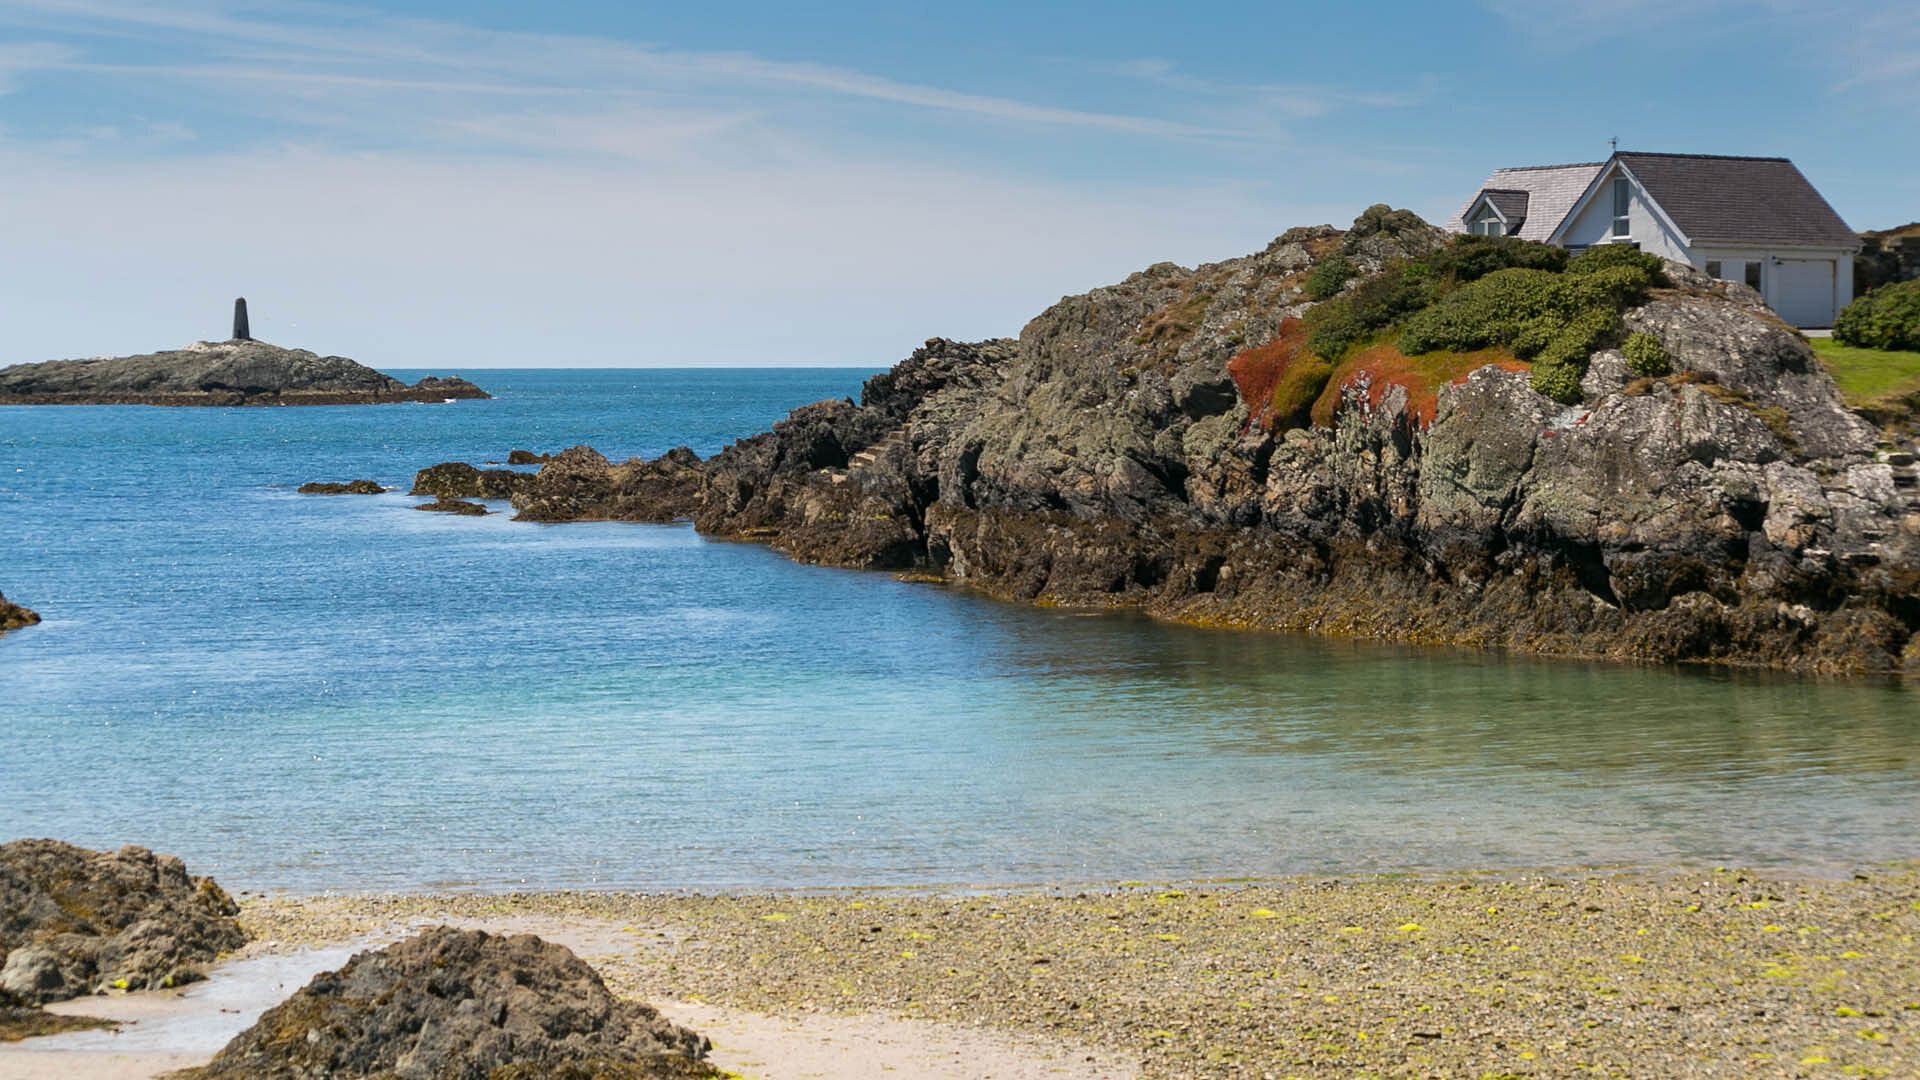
(4, 864, 1916, 1078)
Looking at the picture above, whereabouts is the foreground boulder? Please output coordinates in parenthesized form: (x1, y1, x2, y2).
(0, 340, 487, 406)
(298, 480, 385, 495)
(179, 927, 720, 1079)
(412, 462, 529, 500)
(0, 840, 246, 1008)
(0, 592, 38, 635)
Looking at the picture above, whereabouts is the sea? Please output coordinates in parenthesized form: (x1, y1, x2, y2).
(2, 369, 1917, 893)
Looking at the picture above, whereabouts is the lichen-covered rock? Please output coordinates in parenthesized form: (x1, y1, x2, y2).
(298, 480, 385, 495)
(0, 341, 487, 405)
(0, 592, 38, 635)
(0, 840, 245, 1008)
(177, 927, 720, 1080)
(410, 462, 527, 500)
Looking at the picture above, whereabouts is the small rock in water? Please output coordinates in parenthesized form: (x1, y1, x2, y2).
(297, 480, 385, 495)
(414, 497, 489, 516)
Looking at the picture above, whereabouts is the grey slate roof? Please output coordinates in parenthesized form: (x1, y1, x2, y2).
(1613, 152, 1858, 248)
(1448, 163, 1603, 242)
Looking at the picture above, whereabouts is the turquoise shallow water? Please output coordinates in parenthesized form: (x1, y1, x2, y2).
(2, 369, 1918, 892)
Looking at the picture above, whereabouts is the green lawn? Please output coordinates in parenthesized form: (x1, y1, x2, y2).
(1809, 337, 1920, 406)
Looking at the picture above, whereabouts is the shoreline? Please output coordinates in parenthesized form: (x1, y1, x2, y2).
(11, 862, 1906, 1079)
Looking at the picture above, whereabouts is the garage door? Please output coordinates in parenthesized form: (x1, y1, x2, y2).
(1769, 258, 1837, 328)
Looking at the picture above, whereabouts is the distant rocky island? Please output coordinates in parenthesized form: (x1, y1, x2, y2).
(407, 210, 1920, 674)
(0, 300, 486, 406)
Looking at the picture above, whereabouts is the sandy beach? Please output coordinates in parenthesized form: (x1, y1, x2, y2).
(4, 864, 1915, 1078)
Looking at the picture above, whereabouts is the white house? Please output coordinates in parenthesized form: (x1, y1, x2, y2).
(1450, 152, 1859, 328)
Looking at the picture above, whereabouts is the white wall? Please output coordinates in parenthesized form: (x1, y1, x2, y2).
(1555, 163, 1692, 263)
(1695, 247, 1856, 327)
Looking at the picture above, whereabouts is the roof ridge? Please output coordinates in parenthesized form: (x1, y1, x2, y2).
(1479, 186, 1533, 194)
(1616, 150, 1793, 163)
(1492, 162, 1605, 172)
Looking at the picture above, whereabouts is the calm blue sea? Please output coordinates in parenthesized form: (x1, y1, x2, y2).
(2, 369, 1918, 893)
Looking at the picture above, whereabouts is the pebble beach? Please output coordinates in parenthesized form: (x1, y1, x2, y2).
(236, 864, 1920, 1079)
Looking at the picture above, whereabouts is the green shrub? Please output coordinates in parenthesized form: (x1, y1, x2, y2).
(1305, 261, 1438, 360)
(1535, 308, 1620, 370)
(1623, 332, 1672, 377)
(1531, 358, 1585, 404)
(1567, 244, 1669, 285)
(1551, 264, 1655, 316)
(1397, 268, 1563, 355)
(1303, 254, 1358, 301)
(1833, 279, 1920, 351)
(1435, 235, 1568, 284)
(1269, 355, 1336, 429)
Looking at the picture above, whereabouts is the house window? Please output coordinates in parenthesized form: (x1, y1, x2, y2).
(1611, 177, 1631, 238)
(1473, 211, 1502, 236)
(1705, 260, 1722, 279)
(1745, 261, 1762, 291)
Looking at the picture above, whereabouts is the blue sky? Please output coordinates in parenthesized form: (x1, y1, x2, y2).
(1, 0, 1915, 367)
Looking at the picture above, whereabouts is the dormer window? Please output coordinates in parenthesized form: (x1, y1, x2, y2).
(1611, 177, 1631, 238)
(1472, 208, 1505, 236)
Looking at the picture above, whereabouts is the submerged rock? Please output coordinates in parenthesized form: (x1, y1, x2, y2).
(179, 927, 720, 1079)
(414, 497, 489, 516)
(0, 840, 246, 1009)
(0, 592, 38, 635)
(411, 462, 528, 500)
(0, 340, 488, 406)
(298, 480, 386, 495)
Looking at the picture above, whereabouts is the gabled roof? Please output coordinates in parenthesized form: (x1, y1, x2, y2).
(1448, 163, 1604, 242)
(1610, 152, 1857, 248)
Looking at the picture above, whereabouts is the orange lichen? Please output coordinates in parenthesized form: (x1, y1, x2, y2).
(1225, 317, 1313, 432)
(1309, 342, 1527, 429)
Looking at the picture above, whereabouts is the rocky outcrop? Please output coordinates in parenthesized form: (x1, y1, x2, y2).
(417, 212, 1920, 674)
(178, 927, 720, 1079)
(411, 462, 528, 500)
(414, 497, 489, 516)
(0, 592, 38, 635)
(0, 841, 246, 1011)
(0, 340, 487, 406)
(298, 480, 386, 495)
(507, 450, 554, 465)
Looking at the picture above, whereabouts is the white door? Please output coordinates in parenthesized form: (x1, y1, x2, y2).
(1769, 258, 1837, 328)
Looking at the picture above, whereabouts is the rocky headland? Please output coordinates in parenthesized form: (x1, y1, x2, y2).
(411, 209, 1920, 674)
(0, 593, 38, 636)
(0, 339, 487, 406)
(0, 840, 246, 1039)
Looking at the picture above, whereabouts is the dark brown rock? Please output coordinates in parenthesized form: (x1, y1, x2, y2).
(511, 446, 705, 524)
(177, 927, 720, 1080)
(297, 480, 385, 495)
(507, 450, 553, 465)
(0, 841, 245, 1009)
(413, 498, 489, 516)
(0, 593, 38, 636)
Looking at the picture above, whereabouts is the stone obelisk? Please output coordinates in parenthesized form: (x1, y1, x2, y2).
(232, 298, 251, 342)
